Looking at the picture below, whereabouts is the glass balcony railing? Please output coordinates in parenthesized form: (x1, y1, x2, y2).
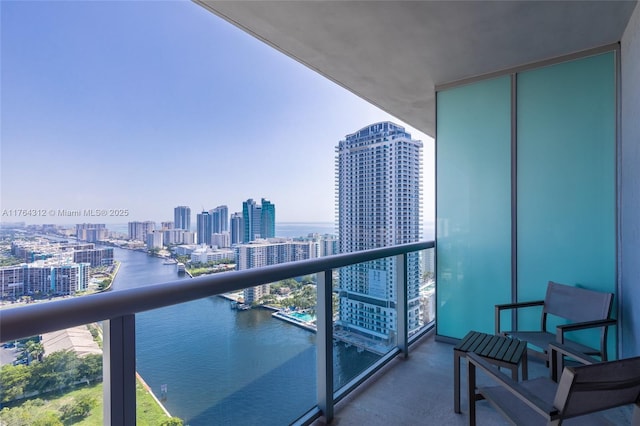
(0, 241, 433, 425)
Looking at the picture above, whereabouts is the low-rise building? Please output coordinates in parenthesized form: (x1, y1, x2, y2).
(190, 245, 234, 264)
(234, 238, 319, 303)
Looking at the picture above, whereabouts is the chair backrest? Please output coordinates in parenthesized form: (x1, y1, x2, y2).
(554, 356, 640, 419)
(543, 281, 613, 323)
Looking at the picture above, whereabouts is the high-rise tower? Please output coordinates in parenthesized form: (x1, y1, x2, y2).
(260, 198, 275, 239)
(242, 199, 260, 243)
(196, 211, 213, 245)
(210, 205, 229, 234)
(242, 198, 275, 243)
(174, 206, 191, 231)
(230, 212, 244, 245)
(336, 121, 422, 345)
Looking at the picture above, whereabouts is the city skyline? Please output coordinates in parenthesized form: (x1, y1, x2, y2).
(0, 0, 434, 226)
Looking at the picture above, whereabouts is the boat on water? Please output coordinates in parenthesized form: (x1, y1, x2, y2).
(163, 259, 177, 265)
(176, 262, 186, 274)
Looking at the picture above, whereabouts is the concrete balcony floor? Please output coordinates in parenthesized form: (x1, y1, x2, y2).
(313, 331, 633, 425)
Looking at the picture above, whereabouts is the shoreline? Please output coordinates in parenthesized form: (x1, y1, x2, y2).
(101, 260, 120, 291)
(136, 372, 173, 418)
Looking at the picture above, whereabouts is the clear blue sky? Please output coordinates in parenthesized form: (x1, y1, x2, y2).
(1, 0, 434, 226)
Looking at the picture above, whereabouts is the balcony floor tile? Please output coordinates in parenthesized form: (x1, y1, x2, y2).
(312, 331, 632, 425)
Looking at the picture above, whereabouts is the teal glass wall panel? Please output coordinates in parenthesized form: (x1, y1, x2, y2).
(516, 52, 616, 352)
(436, 76, 512, 339)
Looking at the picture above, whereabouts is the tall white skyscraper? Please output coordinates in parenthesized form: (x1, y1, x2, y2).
(336, 121, 422, 345)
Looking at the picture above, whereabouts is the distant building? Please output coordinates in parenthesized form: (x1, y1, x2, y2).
(261, 199, 276, 239)
(11, 240, 93, 263)
(182, 231, 196, 245)
(242, 198, 275, 243)
(196, 211, 213, 245)
(210, 205, 229, 233)
(320, 235, 339, 257)
(73, 247, 114, 267)
(242, 199, 261, 243)
(173, 244, 197, 256)
(146, 230, 164, 250)
(212, 232, 230, 249)
(0, 265, 25, 299)
(174, 206, 191, 231)
(1, 261, 88, 298)
(161, 221, 174, 230)
(128, 221, 155, 242)
(75, 223, 107, 242)
(336, 121, 422, 344)
(290, 233, 339, 257)
(163, 229, 190, 245)
(190, 245, 234, 264)
(235, 238, 318, 303)
(11, 240, 56, 263)
(230, 212, 244, 245)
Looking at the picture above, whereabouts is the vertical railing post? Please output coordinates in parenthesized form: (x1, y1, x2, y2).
(316, 270, 334, 422)
(103, 315, 136, 426)
(396, 253, 409, 357)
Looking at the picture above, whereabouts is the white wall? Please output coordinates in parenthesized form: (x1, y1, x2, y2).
(621, 2, 640, 357)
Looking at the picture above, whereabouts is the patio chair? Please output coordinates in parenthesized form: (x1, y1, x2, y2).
(467, 343, 640, 426)
(495, 281, 616, 363)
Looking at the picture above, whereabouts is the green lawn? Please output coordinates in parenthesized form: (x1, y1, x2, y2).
(73, 380, 174, 425)
(0, 379, 178, 425)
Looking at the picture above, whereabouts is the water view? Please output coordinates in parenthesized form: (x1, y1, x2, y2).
(111, 245, 379, 425)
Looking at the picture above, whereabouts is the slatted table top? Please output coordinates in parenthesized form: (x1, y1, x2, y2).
(454, 330, 528, 366)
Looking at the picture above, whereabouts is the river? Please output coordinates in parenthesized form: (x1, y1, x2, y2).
(109, 241, 378, 425)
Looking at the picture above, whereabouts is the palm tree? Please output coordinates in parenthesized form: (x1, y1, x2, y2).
(25, 340, 44, 363)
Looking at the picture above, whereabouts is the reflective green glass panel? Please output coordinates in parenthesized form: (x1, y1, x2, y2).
(436, 76, 512, 339)
(517, 52, 616, 353)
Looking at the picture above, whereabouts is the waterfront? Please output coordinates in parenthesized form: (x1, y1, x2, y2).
(103, 220, 436, 240)
(111, 246, 379, 425)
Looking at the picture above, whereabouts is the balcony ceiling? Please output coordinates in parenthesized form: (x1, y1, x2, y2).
(195, 1, 637, 137)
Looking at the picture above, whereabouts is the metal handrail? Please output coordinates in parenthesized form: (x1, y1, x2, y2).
(0, 241, 433, 343)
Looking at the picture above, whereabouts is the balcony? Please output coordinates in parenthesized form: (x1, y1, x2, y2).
(1, 241, 447, 425)
(1, 1, 638, 424)
(4, 242, 633, 426)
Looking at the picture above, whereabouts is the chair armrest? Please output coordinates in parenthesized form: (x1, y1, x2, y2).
(556, 318, 617, 337)
(467, 352, 558, 419)
(495, 300, 545, 311)
(495, 300, 544, 334)
(548, 342, 600, 365)
(548, 342, 601, 382)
